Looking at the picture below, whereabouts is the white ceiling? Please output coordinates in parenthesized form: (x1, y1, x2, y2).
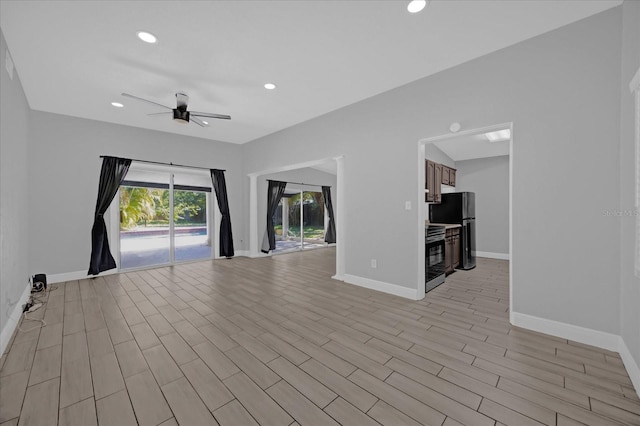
(0, 1, 620, 144)
(433, 131, 510, 162)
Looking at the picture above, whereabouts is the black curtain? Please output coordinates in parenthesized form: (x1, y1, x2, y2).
(88, 156, 132, 275)
(322, 186, 336, 244)
(210, 169, 234, 257)
(261, 180, 287, 253)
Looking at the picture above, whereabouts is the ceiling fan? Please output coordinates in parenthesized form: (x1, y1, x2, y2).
(121, 92, 231, 126)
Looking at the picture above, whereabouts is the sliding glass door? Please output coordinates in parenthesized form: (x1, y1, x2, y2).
(118, 166, 213, 270)
(273, 190, 325, 253)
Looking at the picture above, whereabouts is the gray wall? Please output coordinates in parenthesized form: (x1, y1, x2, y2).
(0, 29, 30, 340)
(242, 9, 623, 333)
(258, 167, 337, 249)
(27, 111, 244, 276)
(425, 144, 455, 168)
(455, 156, 509, 255)
(619, 0, 640, 383)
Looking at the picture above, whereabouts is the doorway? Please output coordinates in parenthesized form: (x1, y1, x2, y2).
(273, 189, 326, 253)
(418, 123, 513, 319)
(248, 156, 345, 280)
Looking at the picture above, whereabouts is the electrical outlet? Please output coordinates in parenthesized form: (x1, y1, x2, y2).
(371, 259, 377, 268)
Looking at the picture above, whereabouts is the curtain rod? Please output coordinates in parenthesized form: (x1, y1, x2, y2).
(267, 179, 331, 188)
(100, 155, 224, 172)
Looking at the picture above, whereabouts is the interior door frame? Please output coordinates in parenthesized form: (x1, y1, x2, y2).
(417, 122, 513, 321)
(248, 155, 345, 280)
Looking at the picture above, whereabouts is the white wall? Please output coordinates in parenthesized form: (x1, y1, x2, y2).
(258, 167, 337, 249)
(27, 111, 244, 277)
(455, 156, 509, 255)
(242, 9, 623, 334)
(0, 29, 30, 349)
(619, 0, 640, 388)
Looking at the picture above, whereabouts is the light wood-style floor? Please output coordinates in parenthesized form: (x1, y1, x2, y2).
(1, 247, 639, 426)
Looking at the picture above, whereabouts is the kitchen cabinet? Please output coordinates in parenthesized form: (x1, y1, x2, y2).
(425, 160, 435, 202)
(425, 160, 456, 204)
(444, 226, 461, 275)
(442, 167, 450, 185)
(434, 163, 442, 203)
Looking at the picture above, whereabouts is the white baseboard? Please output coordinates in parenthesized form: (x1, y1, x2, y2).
(476, 251, 510, 260)
(511, 311, 640, 398)
(619, 338, 640, 399)
(343, 274, 419, 300)
(234, 250, 251, 257)
(48, 268, 118, 284)
(1, 283, 31, 355)
(511, 311, 620, 352)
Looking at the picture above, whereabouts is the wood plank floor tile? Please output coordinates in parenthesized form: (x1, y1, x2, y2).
(58, 397, 97, 426)
(268, 357, 337, 408)
(349, 369, 446, 426)
(160, 332, 199, 365)
(385, 371, 494, 426)
(95, 389, 137, 426)
(213, 400, 259, 426)
(366, 400, 422, 426)
(223, 372, 293, 426)
(266, 380, 340, 426)
(224, 346, 280, 389)
(192, 341, 239, 380)
(180, 358, 234, 412)
(324, 397, 379, 426)
(18, 378, 59, 426)
(0, 371, 29, 423)
(141, 344, 183, 386)
(113, 340, 148, 378)
(28, 345, 61, 386)
(125, 370, 173, 426)
(90, 352, 125, 400)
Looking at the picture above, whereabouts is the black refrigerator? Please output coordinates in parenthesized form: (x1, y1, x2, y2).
(429, 192, 476, 270)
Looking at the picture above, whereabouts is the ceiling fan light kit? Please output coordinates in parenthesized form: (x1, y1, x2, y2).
(121, 92, 230, 127)
(173, 109, 189, 124)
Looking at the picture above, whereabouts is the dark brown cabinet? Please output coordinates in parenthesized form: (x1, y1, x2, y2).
(425, 160, 435, 202)
(445, 227, 461, 275)
(425, 160, 456, 204)
(434, 163, 442, 204)
(442, 167, 450, 185)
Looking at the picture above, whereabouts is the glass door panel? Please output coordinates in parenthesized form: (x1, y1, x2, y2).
(274, 192, 302, 252)
(174, 189, 212, 262)
(302, 191, 325, 249)
(119, 179, 170, 269)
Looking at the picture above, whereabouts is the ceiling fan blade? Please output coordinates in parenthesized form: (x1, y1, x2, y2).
(190, 111, 231, 120)
(147, 112, 173, 116)
(176, 92, 189, 109)
(190, 115, 206, 127)
(122, 93, 172, 110)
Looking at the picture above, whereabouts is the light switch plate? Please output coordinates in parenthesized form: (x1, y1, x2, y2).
(405, 201, 411, 210)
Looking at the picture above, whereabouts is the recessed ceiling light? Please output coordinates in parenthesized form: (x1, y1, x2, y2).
(137, 31, 157, 44)
(485, 129, 511, 142)
(111, 102, 124, 108)
(264, 83, 276, 90)
(202, 120, 209, 125)
(407, 0, 427, 14)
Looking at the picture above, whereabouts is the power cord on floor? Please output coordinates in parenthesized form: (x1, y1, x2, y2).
(18, 283, 58, 333)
